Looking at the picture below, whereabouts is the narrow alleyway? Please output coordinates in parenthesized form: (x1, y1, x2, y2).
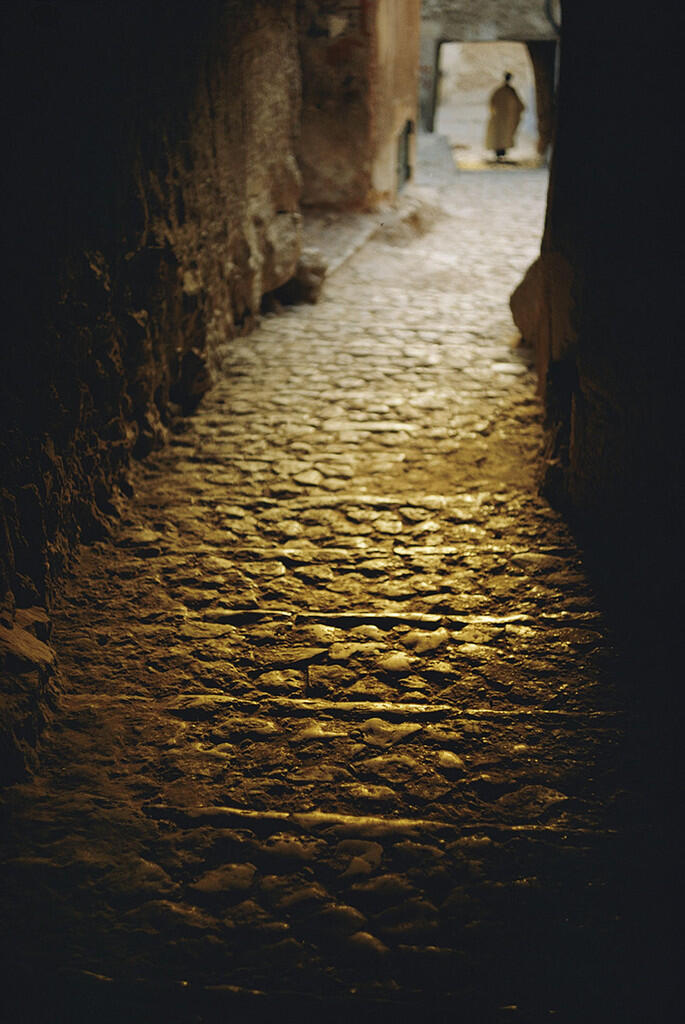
(2, 173, 640, 1021)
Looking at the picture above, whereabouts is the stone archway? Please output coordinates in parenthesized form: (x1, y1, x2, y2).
(418, 1, 559, 156)
(433, 39, 539, 168)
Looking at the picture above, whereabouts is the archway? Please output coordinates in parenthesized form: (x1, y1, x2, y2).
(435, 40, 539, 169)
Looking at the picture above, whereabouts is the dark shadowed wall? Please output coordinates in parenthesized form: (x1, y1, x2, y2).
(0, 0, 301, 779)
(510, 3, 681, 659)
(0, 1, 300, 614)
(511, 10, 680, 973)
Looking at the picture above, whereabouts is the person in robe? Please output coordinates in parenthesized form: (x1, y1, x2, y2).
(485, 72, 525, 160)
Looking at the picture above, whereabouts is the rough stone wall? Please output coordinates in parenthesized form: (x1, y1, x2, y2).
(297, 0, 375, 208)
(526, 40, 557, 154)
(510, 3, 681, 648)
(421, 0, 557, 41)
(0, 1, 301, 779)
(297, 0, 420, 208)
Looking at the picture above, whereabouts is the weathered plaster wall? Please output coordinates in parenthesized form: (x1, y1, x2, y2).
(510, 4, 681, 646)
(297, 1, 374, 208)
(297, 0, 420, 208)
(0, 1, 302, 780)
(370, 0, 421, 200)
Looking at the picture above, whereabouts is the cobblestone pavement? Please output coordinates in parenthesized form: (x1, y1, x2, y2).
(1, 172, 644, 1022)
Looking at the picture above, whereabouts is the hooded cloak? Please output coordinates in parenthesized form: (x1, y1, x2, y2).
(486, 82, 525, 151)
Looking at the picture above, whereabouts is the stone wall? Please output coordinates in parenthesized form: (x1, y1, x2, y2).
(297, 1, 374, 208)
(0, 1, 302, 779)
(297, 0, 420, 208)
(433, 41, 539, 161)
(421, 0, 557, 41)
(370, 0, 422, 200)
(510, 3, 681, 652)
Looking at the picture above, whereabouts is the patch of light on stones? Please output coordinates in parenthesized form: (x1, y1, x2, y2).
(1, 168, 630, 1011)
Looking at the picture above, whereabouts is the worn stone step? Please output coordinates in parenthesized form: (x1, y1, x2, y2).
(294, 611, 444, 629)
(200, 609, 585, 631)
(144, 804, 454, 836)
(394, 545, 463, 556)
(321, 420, 419, 433)
(64, 692, 622, 726)
(225, 493, 450, 510)
(228, 546, 371, 563)
(144, 804, 621, 841)
(203, 608, 294, 624)
(163, 694, 453, 720)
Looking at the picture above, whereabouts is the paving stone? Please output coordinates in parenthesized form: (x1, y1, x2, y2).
(377, 651, 415, 674)
(345, 930, 389, 957)
(291, 721, 349, 742)
(329, 642, 383, 661)
(359, 719, 423, 748)
(0, 170, 636, 1015)
(437, 750, 466, 772)
(259, 646, 328, 667)
(190, 863, 257, 896)
(358, 753, 421, 783)
(401, 627, 450, 653)
(255, 670, 305, 694)
(348, 874, 417, 908)
(276, 883, 329, 910)
(308, 902, 368, 934)
(123, 899, 219, 934)
(345, 783, 397, 805)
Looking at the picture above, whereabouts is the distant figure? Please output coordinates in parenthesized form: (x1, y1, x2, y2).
(486, 72, 525, 160)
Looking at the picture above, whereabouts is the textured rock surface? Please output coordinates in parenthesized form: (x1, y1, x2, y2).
(0, 613, 57, 782)
(0, 171, 651, 1019)
(421, 0, 556, 40)
(298, 0, 420, 208)
(0, 3, 301, 618)
(0, 3, 302, 774)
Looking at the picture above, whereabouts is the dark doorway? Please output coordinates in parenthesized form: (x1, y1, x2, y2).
(396, 118, 414, 191)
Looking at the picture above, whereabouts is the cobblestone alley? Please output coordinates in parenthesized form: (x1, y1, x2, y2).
(1, 172, 645, 1021)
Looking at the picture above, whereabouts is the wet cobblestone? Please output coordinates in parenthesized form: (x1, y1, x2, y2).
(1, 172, 642, 1021)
